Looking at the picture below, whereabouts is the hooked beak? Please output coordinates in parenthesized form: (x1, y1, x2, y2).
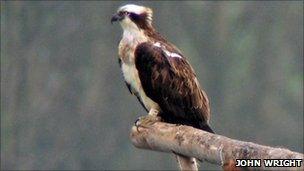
(111, 13, 123, 24)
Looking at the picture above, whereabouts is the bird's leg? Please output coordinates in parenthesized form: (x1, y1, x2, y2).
(148, 108, 159, 116)
(135, 108, 161, 131)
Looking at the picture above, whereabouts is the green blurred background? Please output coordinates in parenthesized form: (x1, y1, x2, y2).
(1, 1, 303, 170)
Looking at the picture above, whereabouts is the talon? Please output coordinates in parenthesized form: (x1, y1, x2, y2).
(136, 125, 140, 132)
(134, 117, 141, 132)
(134, 115, 161, 132)
(134, 118, 140, 126)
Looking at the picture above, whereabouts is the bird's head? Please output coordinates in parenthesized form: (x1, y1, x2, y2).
(111, 4, 153, 30)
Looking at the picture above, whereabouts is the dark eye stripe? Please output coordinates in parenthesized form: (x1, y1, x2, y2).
(129, 13, 142, 21)
(128, 12, 149, 29)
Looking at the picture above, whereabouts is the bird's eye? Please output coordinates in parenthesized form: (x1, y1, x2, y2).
(118, 11, 130, 16)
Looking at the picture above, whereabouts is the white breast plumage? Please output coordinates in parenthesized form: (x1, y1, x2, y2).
(121, 59, 159, 112)
(119, 28, 159, 112)
(121, 63, 140, 94)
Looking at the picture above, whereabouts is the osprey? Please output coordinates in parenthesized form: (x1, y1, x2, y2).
(111, 4, 214, 133)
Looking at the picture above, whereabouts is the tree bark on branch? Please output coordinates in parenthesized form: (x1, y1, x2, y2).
(130, 121, 303, 171)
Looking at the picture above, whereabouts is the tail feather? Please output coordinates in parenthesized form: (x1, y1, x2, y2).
(200, 123, 215, 134)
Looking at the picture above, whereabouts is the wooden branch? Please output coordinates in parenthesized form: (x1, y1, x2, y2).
(130, 121, 304, 170)
(175, 155, 198, 171)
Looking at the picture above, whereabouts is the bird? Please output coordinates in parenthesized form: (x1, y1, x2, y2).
(111, 4, 214, 134)
(111, 4, 215, 170)
(111, 4, 214, 170)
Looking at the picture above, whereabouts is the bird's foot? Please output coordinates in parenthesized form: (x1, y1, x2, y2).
(134, 115, 161, 132)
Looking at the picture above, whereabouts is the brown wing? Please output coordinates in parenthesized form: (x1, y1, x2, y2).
(135, 42, 213, 132)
